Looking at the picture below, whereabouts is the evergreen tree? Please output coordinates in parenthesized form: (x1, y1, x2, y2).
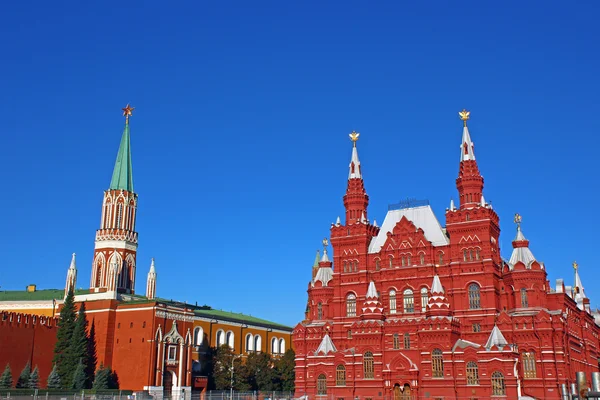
(274, 349, 295, 391)
(53, 287, 77, 388)
(47, 365, 61, 389)
(27, 366, 40, 389)
(85, 319, 97, 388)
(108, 370, 119, 389)
(16, 362, 31, 388)
(92, 364, 109, 390)
(68, 302, 89, 388)
(71, 359, 86, 390)
(245, 352, 273, 391)
(0, 364, 13, 389)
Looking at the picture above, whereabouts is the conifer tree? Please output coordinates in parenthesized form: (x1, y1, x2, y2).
(68, 302, 89, 388)
(27, 366, 40, 389)
(85, 319, 98, 388)
(47, 365, 61, 389)
(0, 364, 13, 389)
(53, 287, 77, 387)
(71, 359, 86, 390)
(92, 364, 109, 390)
(108, 370, 119, 390)
(16, 362, 30, 388)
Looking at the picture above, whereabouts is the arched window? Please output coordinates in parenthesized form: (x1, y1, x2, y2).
(394, 384, 411, 400)
(466, 361, 479, 385)
(401, 256, 406, 267)
(193, 327, 204, 346)
(346, 294, 357, 317)
(393, 333, 400, 349)
(389, 290, 397, 314)
(463, 249, 468, 261)
(469, 249, 474, 261)
(403, 333, 410, 349)
(354, 260, 358, 272)
(343, 261, 347, 273)
(279, 338, 285, 353)
(317, 374, 327, 395)
(389, 256, 393, 268)
(521, 288, 529, 308)
(116, 203, 123, 228)
(420, 287, 428, 312)
(468, 283, 481, 309)
(336, 365, 346, 386)
(271, 337, 279, 354)
(226, 331, 234, 349)
(522, 352, 536, 378)
(254, 335, 262, 352)
(432, 348, 443, 378)
(216, 330, 225, 347)
(438, 252, 444, 265)
(476, 248, 480, 260)
(375, 259, 380, 270)
(317, 302, 323, 319)
(245, 333, 253, 352)
(491, 371, 505, 395)
(363, 352, 374, 379)
(407, 255, 411, 265)
(403, 289, 414, 313)
(419, 253, 425, 265)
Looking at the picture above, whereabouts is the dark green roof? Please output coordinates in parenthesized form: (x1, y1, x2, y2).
(109, 123, 134, 192)
(193, 308, 292, 331)
(0, 289, 88, 301)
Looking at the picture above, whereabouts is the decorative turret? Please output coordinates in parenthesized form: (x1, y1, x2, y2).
(485, 325, 509, 351)
(315, 333, 337, 355)
(65, 253, 77, 297)
(426, 275, 451, 317)
(90, 105, 139, 295)
(573, 261, 589, 311)
(361, 281, 384, 320)
(508, 213, 537, 269)
(343, 131, 369, 225)
(313, 239, 333, 287)
(455, 110, 484, 208)
(146, 258, 157, 300)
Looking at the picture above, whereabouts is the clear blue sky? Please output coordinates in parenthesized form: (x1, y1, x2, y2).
(1, 2, 599, 327)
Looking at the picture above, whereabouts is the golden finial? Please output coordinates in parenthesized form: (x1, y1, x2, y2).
(514, 213, 522, 228)
(349, 131, 360, 147)
(122, 104, 135, 124)
(573, 261, 578, 271)
(322, 238, 329, 248)
(459, 109, 470, 127)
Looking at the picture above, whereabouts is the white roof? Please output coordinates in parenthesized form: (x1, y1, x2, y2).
(431, 275, 444, 294)
(368, 205, 449, 253)
(313, 267, 333, 287)
(508, 227, 536, 268)
(348, 146, 362, 179)
(321, 249, 330, 262)
(460, 125, 476, 161)
(485, 325, 508, 351)
(366, 281, 378, 298)
(315, 333, 337, 355)
(574, 267, 587, 306)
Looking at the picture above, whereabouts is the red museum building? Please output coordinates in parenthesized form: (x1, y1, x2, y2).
(293, 111, 600, 400)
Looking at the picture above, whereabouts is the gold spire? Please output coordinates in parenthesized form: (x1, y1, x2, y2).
(349, 131, 360, 147)
(459, 109, 470, 127)
(573, 261, 578, 271)
(514, 213, 522, 228)
(122, 104, 135, 124)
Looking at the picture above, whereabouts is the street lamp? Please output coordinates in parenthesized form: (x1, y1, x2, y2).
(230, 354, 242, 400)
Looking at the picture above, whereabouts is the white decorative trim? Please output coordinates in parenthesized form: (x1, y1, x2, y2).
(94, 240, 138, 251)
(156, 310, 195, 322)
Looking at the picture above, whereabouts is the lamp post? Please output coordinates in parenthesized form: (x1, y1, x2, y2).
(230, 354, 242, 400)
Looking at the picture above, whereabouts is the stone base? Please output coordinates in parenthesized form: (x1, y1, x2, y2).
(172, 386, 192, 400)
(144, 386, 164, 400)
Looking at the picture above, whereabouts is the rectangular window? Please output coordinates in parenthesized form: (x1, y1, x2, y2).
(403, 333, 410, 349)
(404, 294, 414, 313)
(393, 334, 400, 349)
(421, 290, 428, 312)
(521, 288, 529, 308)
(472, 323, 481, 332)
(522, 352, 536, 378)
(347, 330, 352, 339)
(168, 345, 177, 361)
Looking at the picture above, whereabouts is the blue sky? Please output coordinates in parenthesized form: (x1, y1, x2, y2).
(1, 2, 599, 327)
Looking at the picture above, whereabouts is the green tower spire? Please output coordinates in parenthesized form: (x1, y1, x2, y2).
(313, 250, 320, 269)
(109, 104, 135, 192)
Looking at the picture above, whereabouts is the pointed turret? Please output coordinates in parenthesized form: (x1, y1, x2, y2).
(573, 261, 588, 310)
(146, 258, 157, 300)
(313, 239, 333, 287)
(485, 325, 509, 351)
(509, 214, 537, 269)
(343, 131, 370, 225)
(335, 216, 341, 226)
(455, 110, 484, 208)
(311, 250, 321, 279)
(65, 253, 77, 297)
(315, 333, 337, 355)
(91, 105, 139, 295)
(361, 281, 384, 320)
(426, 275, 451, 317)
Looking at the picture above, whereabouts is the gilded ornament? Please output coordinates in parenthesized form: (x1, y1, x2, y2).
(573, 261, 578, 271)
(349, 131, 360, 147)
(459, 109, 470, 127)
(514, 213, 522, 227)
(122, 104, 135, 124)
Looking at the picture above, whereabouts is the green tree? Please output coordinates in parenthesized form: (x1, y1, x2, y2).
(92, 364, 109, 390)
(16, 362, 30, 388)
(212, 345, 235, 390)
(71, 359, 86, 390)
(85, 319, 97, 388)
(245, 352, 274, 391)
(108, 369, 119, 389)
(68, 302, 89, 388)
(274, 349, 295, 391)
(47, 365, 61, 389)
(53, 287, 77, 387)
(0, 364, 13, 389)
(28, 366, 40, 389)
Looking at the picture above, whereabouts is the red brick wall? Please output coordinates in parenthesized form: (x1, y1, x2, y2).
(0, 312, 58, 388)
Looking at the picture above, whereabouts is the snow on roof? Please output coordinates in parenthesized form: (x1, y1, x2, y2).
(368, 205, 449, 253)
